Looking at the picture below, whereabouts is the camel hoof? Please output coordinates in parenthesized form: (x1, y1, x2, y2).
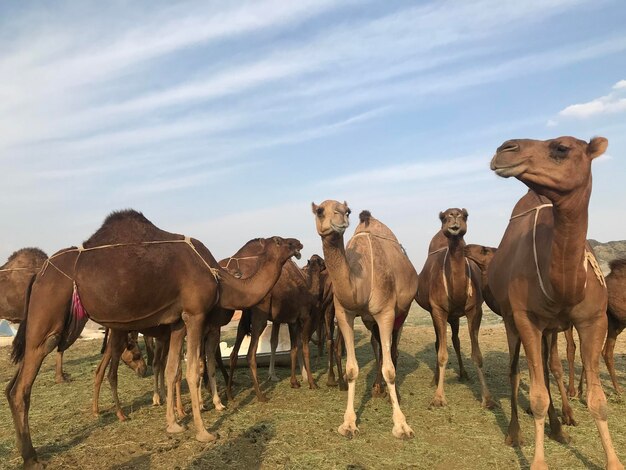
(257, 394, 269, 403)
(530, 459, 548, 470)
(55, 373, 72, 384)
(459, 371, 469, 382)
(505, 433, 525, 447)
(166, 422, 186, 434)
(372, 385, 387, 398)
(606, 458, 625, 470)
(561, 411, 577, 427)
(214, 402, 226, 412)
(338, 422, 359, 439)
(567, 387, 578, 399)
(268, 374, 280, 382)
(327, 377, 338, 387)
(429, 395, 447, 408)
(291, 381, 301, 389)
(24, 459, 45, 470)
(392, 423, 415, 440)
(552, 430, 571, 444)
(196, 430, 218, 443)
(116, 412, 128, 422)
(482, 397, 498, 410)
(339, 383, 348, 392)
(309, 382, 319, 390)
(176, 408, 187, 418)
(152, 394, 162, 406)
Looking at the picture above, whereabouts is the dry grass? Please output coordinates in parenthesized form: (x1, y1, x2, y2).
(1, 306, 625, 469)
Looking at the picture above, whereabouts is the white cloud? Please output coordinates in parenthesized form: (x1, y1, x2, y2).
(557, 79, 626, 119)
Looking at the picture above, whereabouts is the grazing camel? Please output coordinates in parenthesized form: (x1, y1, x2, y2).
(416, 209, 494, 408)
(465, 244, 577, 426)
(311, 202, 417, 439)
(0, 248, 70, 383)
(227, 254, 325, 402)
(489, 136, 623, 470)
(6, 209, 302, 469)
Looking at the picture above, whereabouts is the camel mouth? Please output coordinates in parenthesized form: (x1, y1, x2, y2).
(446, 227, 463, 236)
(490, 156, 526, 178)
(294, 249, 302, 260)
(330, 222, 348, 234)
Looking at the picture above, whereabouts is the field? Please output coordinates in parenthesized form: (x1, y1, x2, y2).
(1, 307, 625, 470)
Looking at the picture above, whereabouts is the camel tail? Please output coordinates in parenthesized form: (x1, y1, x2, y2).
(241, 309, 252, 336)
(11, 275, 36, 364)
(100, 327, 110, 354)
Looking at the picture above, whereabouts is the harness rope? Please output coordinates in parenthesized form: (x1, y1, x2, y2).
(427, 246, 473, 300)
(221, 255, 260, 272)
(509, 203, 606, 302)
(0, 267, 34, 272)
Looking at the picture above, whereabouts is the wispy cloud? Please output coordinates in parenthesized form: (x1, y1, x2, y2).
(554, 79, 626, 121)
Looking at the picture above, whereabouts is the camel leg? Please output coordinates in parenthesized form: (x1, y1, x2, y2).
(603, 317, 623, 396)
(370, 324, 386, 398)
(93, 334, 113, 417)
(300, 315, 318, 389)
(376, 310, 414, 439)
(391, 326, 402, 403)
(576, 316, 623, 470)
(325, 304, 337, 387)
(565, 327, 578, 398)
(175, 357, 187, 418)
(504, 319, 524, 446)
(268, 321, 280, 382)
(335, 304, 359, 438)
(248, 314, 269, 401)
(153, 336, 168, 406)
(288, 322, 301, 389)
(548, 332, 576, 426)
(335, 326, 347, 391)
(467, 306, 495, 409)
(144, 335, 155, 369)
(215, 343, 229, 385)
(54, 350, 70, 383)
(227, 314, 248, 401)
(107, 330, 129, 422)
(450, 317, 468, 381)
(165, 324, 186, 434)
(515, 313, 549, 470)
(542, 334, 570, 444)
(431, 319, 440, 386)
(205, 327, 225, 411)
(430, 308, 448, 407)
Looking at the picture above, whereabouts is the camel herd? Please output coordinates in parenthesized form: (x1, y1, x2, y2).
(1, 135, 625, 470)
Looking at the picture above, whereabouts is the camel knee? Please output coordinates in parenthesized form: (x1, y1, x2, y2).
(382, 364, 396, 384)
(437, 349, 448, 368)
(345, 364, 359, 381)
(529, 388, 550, 417)
(471, 350, 484, 368)
(44, 335, 60, 355)
(586, 388, 608, 420)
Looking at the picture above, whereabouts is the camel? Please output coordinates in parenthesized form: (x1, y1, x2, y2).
(465, 244, 577, 426)
(6, 209, 302, 469)
(311, 202, 417, 439)
(0, 248, 71, 383)
(488, 136, 623, 470)
(227, 254, 326, 402)
(416, 209, 494, 408)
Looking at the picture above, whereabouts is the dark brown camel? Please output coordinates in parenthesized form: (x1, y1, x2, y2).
(465, 244, 577, 426)
(416, 209, 494, 408)
(489, 136, 622, 469)
(227, 254, 326, 402)
(6, 209, 302, 469)
(311, 203, 417, 439)
(0, 248, 70, 383)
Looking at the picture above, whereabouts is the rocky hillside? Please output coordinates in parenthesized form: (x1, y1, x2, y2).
(588, 239, 626, 274)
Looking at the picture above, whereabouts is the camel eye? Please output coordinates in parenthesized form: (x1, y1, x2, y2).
(346, 209, 351, 216)
(316, 207, 324, 217)
(557, 144, 569, 153)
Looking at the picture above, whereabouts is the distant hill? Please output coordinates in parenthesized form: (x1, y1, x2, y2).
(588, 239, 626, 274)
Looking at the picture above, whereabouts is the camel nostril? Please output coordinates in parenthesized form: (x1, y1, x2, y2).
(498, 141, 520, 153)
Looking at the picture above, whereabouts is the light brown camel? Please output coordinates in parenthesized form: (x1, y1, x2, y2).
(0, 248, 70, 383)
(227, 254, 325, 402)
(311, 202, 417, 439)
(6, 210, 302, 469)
(488, 136, 623, 470)
(465, 244, 577, 426)
(416, 209, 494, 408)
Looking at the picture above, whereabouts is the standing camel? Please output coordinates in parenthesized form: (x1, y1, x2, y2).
(0, 248, 71, 383)
(6, 210, 302, 469)
(416, 209, 494, 408)
(311, 202, 417, 439)
(489, 136, 623, 469)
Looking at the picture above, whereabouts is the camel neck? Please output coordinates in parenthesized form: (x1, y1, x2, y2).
(321, 235, 364, 311)
(445, 237, 467, 305)
(217, 251, 284, 309)
(548, 183, 591, 305)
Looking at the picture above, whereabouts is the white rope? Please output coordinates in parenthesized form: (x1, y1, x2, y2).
(441, 248, 472, 300)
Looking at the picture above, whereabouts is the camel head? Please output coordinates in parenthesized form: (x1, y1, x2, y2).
(121, 334, 147, 378)
(306, 254, 326, 273)
(464, 244, 497, 273)
(311, 200, 351, 238)
(439, 208, 468, 239)
(267, 236, 303, 261)
(490, 136, 608, 195)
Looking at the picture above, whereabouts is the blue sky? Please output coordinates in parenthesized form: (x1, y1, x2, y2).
(1, 0, 625, 269)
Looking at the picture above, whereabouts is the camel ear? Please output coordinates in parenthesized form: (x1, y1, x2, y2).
(311, 202, 318, 214)
(462, 208, 468, 219)
(438, 211, 445, 222)
(587, 137, 608, 160)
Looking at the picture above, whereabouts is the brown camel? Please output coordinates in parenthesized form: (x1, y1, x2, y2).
(465, 244, 577, 426)
(0, 248, 70, 383)
(311, 202, 417, 439)
(6, 209, 302, 469)
(416, 209, 494, 408)
(489, 136, 623, 470)
(227, 254, 325, 402)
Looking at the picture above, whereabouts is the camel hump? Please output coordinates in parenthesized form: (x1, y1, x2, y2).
(609, 259, 626, 275)
(84, 209, 181, 246)
(2, 247, 48, 268)
(354, 211, 399, 242)
(359, 210, 372, 223)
